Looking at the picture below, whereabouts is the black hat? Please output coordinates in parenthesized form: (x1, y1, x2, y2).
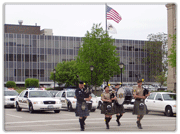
(137, 79, 142, 83)
(79, 81, 84, 84)
(115, 83, 120, 86)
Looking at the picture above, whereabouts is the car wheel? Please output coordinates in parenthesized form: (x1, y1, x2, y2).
(16, 102, 22, 111)
(54, 110, 60, 113)
(90, 109, 96, 112)
(29, 103, 34, 113)
(165, 106, 173, 117)
(67, 103, 73, 112)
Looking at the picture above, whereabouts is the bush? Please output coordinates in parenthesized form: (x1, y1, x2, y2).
(25, 78, 39, 88)
(6, 81, 16, 88)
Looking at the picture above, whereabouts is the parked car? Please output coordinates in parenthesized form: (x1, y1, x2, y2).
(55, 89, 98, 112)
(145, 92, 176, 116)
(15, 88, 62, 113)
(4, 89, 19, 107)
(47, 90, 59, 97)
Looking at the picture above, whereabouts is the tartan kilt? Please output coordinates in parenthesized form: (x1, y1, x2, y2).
(113, 102, 125, 114)
(133, 100, 148, 115)
(101, 102, 114, 115)
(75, 102, 89, 117)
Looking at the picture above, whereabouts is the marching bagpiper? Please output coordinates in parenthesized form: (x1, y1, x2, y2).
(101, 86, 115, 129)
(132, 79, 150, 129)
(112, 83, 125, 126)
(75, 81, 92, 131)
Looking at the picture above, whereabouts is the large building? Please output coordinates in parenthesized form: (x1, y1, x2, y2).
(4, 22, 153, 86)
(166, 3, 176, 91)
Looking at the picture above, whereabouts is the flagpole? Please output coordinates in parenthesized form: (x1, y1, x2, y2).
(105, 3, 107, 33)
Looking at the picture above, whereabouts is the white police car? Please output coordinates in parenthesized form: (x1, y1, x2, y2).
(55, 89, 77, 111)
(55, 89, 98, 112)
(15, 88, 62, 113)
(4, 89, 19, 107)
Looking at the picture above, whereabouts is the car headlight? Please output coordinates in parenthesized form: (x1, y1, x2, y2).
(33, 101, 43, 104)
(56, 101, 61, 104)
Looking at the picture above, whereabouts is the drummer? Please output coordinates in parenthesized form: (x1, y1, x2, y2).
(101, 86, 115, 129)
(112, 83, 125, 126)
(132, 79, 150, 129)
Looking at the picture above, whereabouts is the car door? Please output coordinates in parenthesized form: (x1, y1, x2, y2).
(20, 91, 29, 109)
(61, 92, 66, 108)
(18, 90, 26, 107)
(154, 93, 164, 112)
(145, 92, 156, 111)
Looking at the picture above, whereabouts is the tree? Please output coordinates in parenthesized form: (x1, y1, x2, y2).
(168, 34, 176, 68)
(154, 72, 167, 88)
(143, 33, 168, 81)
(50, 60, 79, 87)
(76, 23, 121, 90)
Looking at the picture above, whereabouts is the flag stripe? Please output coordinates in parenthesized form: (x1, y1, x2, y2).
(106, 5, 122, 23)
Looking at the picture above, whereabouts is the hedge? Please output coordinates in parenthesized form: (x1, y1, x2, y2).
(6, 81, 16, 88)
(25, 78, 39, 88)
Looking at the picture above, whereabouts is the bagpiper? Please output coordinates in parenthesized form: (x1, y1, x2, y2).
(132, 79, 150, 129)
(112, 83, 125, 126)
(75, 81, 92, 131)
(101, 86, 115, 129)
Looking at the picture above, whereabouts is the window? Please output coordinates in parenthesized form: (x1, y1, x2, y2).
(155, 93, 163, 100)
(147, 93, 156, 100)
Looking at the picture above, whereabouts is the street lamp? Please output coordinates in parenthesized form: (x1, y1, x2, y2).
(119, 63, 124, 87)
(90, 65, 94, 88)
(53, 69, 56, 90)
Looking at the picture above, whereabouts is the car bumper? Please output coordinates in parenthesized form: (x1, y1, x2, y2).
(72, 103, 76, 109)
(92, 103, 98, 109)
(33, 104, 62, 111)
(4, 101, 15, 106)
(172, 106, 176, 114)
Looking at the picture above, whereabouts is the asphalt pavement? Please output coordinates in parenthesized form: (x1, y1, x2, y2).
(4, 107, 176, 131)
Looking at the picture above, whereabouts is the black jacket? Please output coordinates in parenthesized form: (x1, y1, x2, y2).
(75, 88, 88, 104)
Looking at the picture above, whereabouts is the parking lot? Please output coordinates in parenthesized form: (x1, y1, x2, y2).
(4, 108, 176, 131)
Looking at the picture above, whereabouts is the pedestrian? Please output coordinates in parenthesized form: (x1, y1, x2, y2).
(112, 83, 125, 126)
(101, 86, 114, 129)
(132, 79, 150, 129)
(75, 81, 91, 131)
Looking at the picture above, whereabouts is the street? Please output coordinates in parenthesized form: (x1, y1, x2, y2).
(4, 108, 176, 131)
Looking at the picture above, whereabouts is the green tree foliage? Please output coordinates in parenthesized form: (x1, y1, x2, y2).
(25, 78, 39, 88)
(50, 60, 79, 87)
(6, 81, 16, 88)
(76, 23, 121, 88)
(154, 72, 167, 88)
(143, 33, 168, 81)
(168, 34, 176, 68)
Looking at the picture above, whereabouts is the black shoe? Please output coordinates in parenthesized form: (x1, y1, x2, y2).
(116, 120, 121, 126)
(81, 128, 84, 131)
(106, 123, 109, 129)
(136, 121, 143, 129)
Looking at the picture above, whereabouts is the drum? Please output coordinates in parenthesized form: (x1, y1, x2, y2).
(116, 87, 133, 105)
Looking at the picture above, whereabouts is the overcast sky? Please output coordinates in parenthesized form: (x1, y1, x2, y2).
(4, 3, 167, 40)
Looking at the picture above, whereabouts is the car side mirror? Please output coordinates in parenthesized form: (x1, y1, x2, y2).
(24, 95, 27, 98)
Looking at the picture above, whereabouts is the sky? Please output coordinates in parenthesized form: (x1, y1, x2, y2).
(4, 3, 168, 40)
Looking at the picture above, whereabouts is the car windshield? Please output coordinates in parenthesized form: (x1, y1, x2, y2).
(163, 94, 176, 101)
(67, 91, 75, 97)
(29, 91, 52, 98)
(91, 93, 96, 97)
(4, 91, 19, 96)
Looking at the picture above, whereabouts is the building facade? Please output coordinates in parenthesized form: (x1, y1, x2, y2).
(166, 3, 176, 91)
(4, 23, 152, 86)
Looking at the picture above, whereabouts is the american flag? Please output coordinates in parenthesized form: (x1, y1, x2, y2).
(106, 5, 122, 23)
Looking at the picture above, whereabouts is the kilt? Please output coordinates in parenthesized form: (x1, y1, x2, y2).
(113, 102, 125, 114)
(101, 102, 114, 115)
(75, 102, 89, 117)
(133, 99, 148, 115)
